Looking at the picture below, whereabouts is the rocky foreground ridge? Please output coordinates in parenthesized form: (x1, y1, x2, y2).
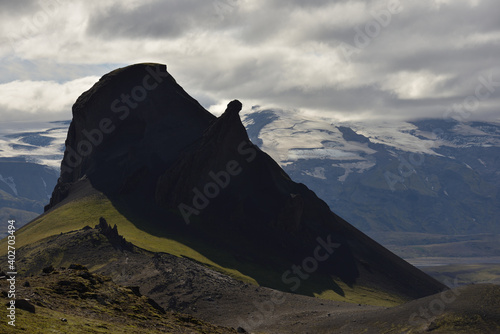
(3, 222, 500, 333)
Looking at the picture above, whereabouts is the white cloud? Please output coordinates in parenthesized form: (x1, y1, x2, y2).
(380, 71, 453, 99)
(0, 76, 99, 121)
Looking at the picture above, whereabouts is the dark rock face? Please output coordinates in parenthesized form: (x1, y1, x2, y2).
(46, 63, 214, 210)
(46, 63, 446, 300)
(155, 98, 335, 252)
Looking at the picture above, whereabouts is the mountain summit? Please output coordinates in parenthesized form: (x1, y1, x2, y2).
(40, 63, 444, 302)
(46, 63, 214, 209)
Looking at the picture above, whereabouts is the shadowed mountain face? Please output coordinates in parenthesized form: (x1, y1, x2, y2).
(46, 63, 215, 209)
(46, 63, 445, 300)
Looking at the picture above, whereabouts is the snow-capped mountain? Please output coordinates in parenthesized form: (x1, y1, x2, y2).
(0, 121, 67, 236)
(0, 120, 68, 169)
(242, 108, 500, 236)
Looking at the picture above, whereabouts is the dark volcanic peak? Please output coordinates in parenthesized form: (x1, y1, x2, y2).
(46, 63, 215, 210)
(46, 63, 445, 302)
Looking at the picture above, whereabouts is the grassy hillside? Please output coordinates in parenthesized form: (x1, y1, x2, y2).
(1, 192, 405, 307)
(4, 193, 259, 285)
(0, 207, 38, 238)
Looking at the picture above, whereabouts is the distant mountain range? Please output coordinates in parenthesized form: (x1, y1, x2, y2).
(243, 110, 500, 237)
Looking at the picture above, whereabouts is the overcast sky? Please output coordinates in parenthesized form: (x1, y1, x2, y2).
(0, 0, 499, 123)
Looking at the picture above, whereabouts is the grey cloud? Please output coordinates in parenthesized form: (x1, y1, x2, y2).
(181, 0, 500, 122)
(378, 45, 495, 72)
(2, 0, 500, 123)
(86, 0, 344, 45)
(0, 0, 39, 17)
(86, 0, 240, 39)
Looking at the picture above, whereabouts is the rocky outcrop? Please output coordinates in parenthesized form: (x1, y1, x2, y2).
(95, 217, 133, 252)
